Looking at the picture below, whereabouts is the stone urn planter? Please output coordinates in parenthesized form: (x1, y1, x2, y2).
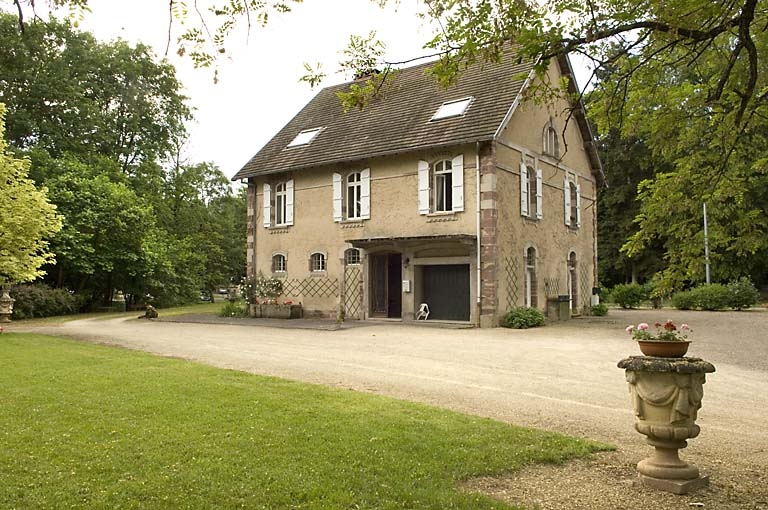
(618, 356, 716, 494)
(0, 287, 14, 323)
(249, 303, 303, 319)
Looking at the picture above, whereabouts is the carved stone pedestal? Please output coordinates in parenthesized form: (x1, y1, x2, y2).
(0, 287, 14, 323)
(618, 356, 716, 494)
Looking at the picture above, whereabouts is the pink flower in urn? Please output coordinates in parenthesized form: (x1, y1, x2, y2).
(681, 323, 691, 332)
(637, 323, 650, 331)
(625, 325, 634, 333)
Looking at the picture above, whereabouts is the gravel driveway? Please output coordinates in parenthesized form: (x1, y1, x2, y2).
(14, 308, 768, 509)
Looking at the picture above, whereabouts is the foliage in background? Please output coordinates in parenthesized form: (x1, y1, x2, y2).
(9, 283, 83, 319)
(0, 14, 245, 310)
(501, 307, 545, 329)
(595, 131, 666, 288)
(0, 334, 608, 509)
(0, 104, 62, 285)
(608, 283, 648, 309)
(590, 303, 608, 316)
(672, 278, 760, 311)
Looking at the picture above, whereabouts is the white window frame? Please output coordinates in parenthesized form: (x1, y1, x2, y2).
(344, 248, 361, 266)
(520, 160, 543, 219)
(263, 179, 294, 228)
(418, 155, 464, 214)
(525, 247, 537, 308)
(272, 253, 287, 273)
(287, 127, 324, 148)
(431, 97, 473, 121)
(347, 172, 362, 219)
(333, 169, 370, 221)
(564, 174, 581, 228)
(543, 123, 559, 158)
(310, 252, 326, 272)
(433, 159, 453, 212)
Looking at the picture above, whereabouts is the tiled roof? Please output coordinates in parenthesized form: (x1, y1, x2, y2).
(233, 54, 535, 180)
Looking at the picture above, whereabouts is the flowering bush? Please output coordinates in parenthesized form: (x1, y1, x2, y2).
(240, 272, 283, 305)
(626, 320, 691, 342)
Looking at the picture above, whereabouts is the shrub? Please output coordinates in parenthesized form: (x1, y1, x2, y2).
(10, 284, 82, 319)
(240, 272, 283, 304)
(609, 283, 648, 309)
(219, 301, 248, 318)
(590, 303, 608, 316)
(501, 307, 545, 329)
(689, 283, 729, 311)
(671, 290, 696, 310)
(726, 277, 760, 310)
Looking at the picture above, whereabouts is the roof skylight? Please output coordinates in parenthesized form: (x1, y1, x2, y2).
(431, 97, 473, 121)
(287, 127, 324, 148)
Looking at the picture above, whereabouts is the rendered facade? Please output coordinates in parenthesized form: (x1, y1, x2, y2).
(233, 51, 603, 327)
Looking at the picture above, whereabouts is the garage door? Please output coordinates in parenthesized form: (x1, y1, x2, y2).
(422, 264, 470, 321)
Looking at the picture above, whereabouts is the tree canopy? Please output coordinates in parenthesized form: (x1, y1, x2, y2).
(0, 104, 62, 285)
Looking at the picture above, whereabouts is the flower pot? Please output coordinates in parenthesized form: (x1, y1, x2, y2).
(637, 340, 691, 358)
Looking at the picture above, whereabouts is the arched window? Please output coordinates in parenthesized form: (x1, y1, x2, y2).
(568, 251, 578, 312)
(346, 172, 362, 219)
(344, 248, 361, 266)
(525, 247, 537, 308)
(569, 182, 579, 226)
(310, 252, 326, 272)
(433, 159, 453, 212)
(274, 182, 287, 225)
(543, 124, 559, 157)
(272, 254, 286, 273)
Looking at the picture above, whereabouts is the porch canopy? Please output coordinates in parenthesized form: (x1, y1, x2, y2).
(345, 234, 476, 250)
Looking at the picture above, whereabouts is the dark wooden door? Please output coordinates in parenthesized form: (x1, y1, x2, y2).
(370, 253, 402, 318)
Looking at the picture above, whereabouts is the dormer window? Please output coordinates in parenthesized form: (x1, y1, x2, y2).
(287, 127, 324, 148)
(431, 97, 473, 121)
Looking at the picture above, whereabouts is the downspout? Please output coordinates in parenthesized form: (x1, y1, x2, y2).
(476, 142, 482, 311)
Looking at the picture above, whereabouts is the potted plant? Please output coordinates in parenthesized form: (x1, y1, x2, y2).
(626, 320, 692, 357)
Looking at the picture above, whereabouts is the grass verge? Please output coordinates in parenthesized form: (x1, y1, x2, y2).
(0, 333, 611, 509)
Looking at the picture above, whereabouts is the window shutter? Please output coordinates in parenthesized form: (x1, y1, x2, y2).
(285, 179, 294, 226)
(451, 154, 464, 212)
(332, 173, 342, 222)
(575, 183, 582, 228)
(520, 163, 529, 217)
(360, 168, 371, 219)
(535, 168, 543, 219)
(263, 183, 271, 227)
(563, 177, 571, 226)
(418, 160, 430, 215)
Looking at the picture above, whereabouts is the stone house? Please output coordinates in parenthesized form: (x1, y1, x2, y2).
(232, 50, 603, 327)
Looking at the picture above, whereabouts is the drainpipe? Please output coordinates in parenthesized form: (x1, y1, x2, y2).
(476, 143, 482, 309)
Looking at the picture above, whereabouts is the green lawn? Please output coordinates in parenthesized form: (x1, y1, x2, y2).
(0, 334, 610, 509)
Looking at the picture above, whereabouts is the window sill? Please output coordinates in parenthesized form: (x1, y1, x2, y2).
(309, 271, 327, 277)
(426, 212, 458, 222)
(267, 226, 290, 234)
(339, 219, 366, 229)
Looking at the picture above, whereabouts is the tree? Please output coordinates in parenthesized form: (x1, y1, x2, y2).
(595, 131, 666, 287)
(0, 104, 62, 285)
(44, 158, 155, 303)
(0, 13, 191, 173)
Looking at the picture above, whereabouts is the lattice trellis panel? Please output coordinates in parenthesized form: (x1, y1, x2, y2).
(544, 277, 560, 299)
(579, 262, 591, 312)
(344, 266, 363, 319)
(503, 255, 520, 310)
(282, 277, 340, 298)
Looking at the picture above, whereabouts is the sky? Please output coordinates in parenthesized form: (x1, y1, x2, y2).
(71, 0, 433, 180)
